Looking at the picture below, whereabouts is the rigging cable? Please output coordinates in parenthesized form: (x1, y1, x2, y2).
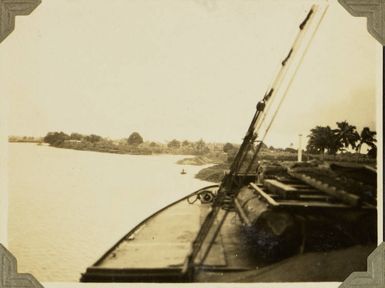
(187, 3, 328, 274)
(240, 4, 328, 180)
(231, 6, 320, 177)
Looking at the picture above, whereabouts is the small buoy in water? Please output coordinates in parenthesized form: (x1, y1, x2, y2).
(180, 169, 186, 175)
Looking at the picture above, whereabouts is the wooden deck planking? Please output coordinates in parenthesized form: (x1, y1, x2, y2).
(263, 179, 323, 198)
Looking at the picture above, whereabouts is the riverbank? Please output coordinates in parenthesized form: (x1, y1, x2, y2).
(195, 163, 229, 183)
(176, 154, 229, 183)
(16, 141, 376, 184)
(23, 141, 229, 183)
(190, 150, 376, 183)
(176, 153, 227, 165)
(52, 140, 154, 155)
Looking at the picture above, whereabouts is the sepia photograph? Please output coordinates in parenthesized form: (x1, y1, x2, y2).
(0, 0, 382, 284)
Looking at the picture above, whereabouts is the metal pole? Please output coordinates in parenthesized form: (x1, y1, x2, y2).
(298, 134, 303, 162)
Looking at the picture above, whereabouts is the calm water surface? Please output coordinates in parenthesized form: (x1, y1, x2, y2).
(8, 143, 213, 282)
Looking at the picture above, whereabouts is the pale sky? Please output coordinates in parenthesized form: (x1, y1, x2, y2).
(0, 0, 381, 148)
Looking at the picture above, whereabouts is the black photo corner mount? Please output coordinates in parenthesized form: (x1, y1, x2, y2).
(0, 0, 384, 287)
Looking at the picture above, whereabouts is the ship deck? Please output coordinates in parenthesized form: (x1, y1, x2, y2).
(81, 186, 261, 282)
(81, 183, 375, 282)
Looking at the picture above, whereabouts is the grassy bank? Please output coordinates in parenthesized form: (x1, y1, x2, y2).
(57, 141, 153, 155)
(195, 163, 229, 183)
(192, 150, 376, 183)
(176, 152, 227, 166)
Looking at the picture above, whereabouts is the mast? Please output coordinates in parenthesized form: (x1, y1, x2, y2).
(187, 3, 328, 276)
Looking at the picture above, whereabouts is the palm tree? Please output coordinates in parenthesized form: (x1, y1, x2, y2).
(307, 126, 341, 157)
(367, 146, 377, 159)
(356, 127, 376, 154)
(334, 121, 360, 151)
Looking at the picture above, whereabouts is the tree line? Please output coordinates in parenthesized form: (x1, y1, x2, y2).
(306, 121, 376, 158)
(38, 122, 377, 161)
(42, 131, 226, 157)
(43, 131, 145, 146)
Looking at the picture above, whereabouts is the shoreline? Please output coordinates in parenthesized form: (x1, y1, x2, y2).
(10, 142, 223, 182)
(10, 142, 376, 184)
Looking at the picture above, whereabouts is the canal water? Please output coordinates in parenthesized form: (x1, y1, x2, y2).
(7, 143, 213, 282)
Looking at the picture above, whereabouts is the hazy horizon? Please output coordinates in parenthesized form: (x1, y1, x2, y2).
(7, 120, 379, 149)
